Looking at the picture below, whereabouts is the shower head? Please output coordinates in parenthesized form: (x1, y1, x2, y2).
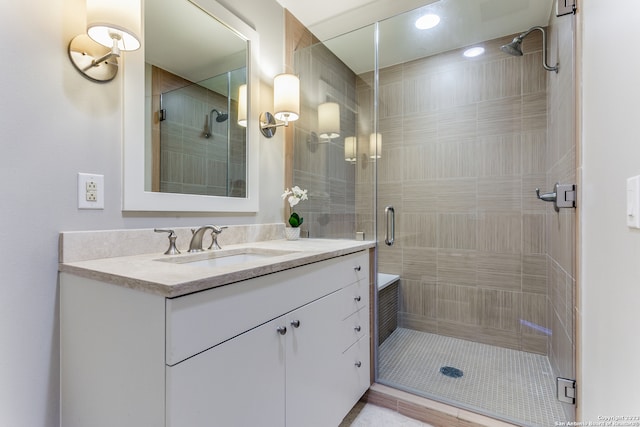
(212, 109, 228, 122)
(500, 37, 524, 57)
(499, 26, 558, 73)
(204, 109, 229, 138)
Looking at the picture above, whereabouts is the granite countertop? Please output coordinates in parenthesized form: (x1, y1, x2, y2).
(59, 238, 375, 298)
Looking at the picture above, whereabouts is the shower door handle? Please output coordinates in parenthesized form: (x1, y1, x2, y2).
(385, 205, 395, 246)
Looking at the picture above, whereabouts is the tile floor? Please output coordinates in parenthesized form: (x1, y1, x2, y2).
(378, 328, 566, 426)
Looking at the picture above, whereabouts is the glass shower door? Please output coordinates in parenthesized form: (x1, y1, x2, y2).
(372, 2, 577, 426)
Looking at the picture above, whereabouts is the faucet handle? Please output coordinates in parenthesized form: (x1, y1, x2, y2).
(154, 228, 181, 255)
(207, 226, 227, 250)
(212, 225, 228, 234)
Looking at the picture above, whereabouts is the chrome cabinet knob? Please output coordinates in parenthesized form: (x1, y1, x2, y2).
(355, 361, 362, 368)
(290, 320, 301, 328)
(354, 296, 361, 302)
(354, 325, 361, 332)
(354, 265, 361, 272)
(276, 326, 287, 335)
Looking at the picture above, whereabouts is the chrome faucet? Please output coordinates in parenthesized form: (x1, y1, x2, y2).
(188, 225, 226, 252)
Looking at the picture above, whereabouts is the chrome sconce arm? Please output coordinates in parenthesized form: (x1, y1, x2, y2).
(68, 0, 141, 83)
(260, 112, 293, 138)
(260, 74, 300, 138)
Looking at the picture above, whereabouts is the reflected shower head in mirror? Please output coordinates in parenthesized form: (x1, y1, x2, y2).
(204, 109, 229, 138)
(499, 26, 558, 73)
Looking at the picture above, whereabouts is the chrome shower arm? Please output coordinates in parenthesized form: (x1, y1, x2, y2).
(520, 26, 559, 73)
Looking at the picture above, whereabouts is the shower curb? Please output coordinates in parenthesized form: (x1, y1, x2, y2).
(362, 383, 518, 427)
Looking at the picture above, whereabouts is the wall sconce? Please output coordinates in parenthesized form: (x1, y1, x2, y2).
(68, 0, 141, 83)
(344, 137, 357, 164)
(260, 74, 300, 138)
(237, 84, 247, 128)
(370, 133, 382, 159)
(318, 102, 340, 140)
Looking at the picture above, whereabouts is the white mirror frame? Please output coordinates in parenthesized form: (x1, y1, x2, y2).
(123, 0, 260, 212)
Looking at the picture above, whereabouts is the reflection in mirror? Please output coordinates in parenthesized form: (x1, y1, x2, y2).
(145, 0, 247, 198)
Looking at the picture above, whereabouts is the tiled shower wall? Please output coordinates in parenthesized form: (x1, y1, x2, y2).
(363, 32, 552, 353)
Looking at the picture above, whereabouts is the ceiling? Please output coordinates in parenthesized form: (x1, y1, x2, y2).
(276, 0, 555, 74)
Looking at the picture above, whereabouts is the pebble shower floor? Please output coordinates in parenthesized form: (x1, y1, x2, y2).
(378, 328, 567, 426)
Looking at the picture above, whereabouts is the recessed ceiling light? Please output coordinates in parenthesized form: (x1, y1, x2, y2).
(463, 46, 485, 58)
(415, 14, 440, 30)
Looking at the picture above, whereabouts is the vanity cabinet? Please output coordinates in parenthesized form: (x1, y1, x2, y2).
(61, 250, 370, 427)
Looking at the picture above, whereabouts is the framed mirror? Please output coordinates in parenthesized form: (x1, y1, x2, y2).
(123, 0, 260, 212)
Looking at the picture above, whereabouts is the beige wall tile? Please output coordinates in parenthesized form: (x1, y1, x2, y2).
(477, 213, 522, 253)
(402, 248, 437, 281)
(438, 249, 477, 287)
(478, 177, 522, 212)
(523, 213, 546, 254)
(477, 134, 521, 177)
(437, 140, 477, 179)
(437, 179, 477, 213)
(403, 213, 438, 248)
(437, 284, 480, 326)
(438, 214, 477, 250)
(403, 144, 438, 181)
(480, 289, 522, 332)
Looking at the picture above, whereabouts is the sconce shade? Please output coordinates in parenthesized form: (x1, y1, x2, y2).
(318, 102, 340, 139)
(86, 0, 141, 51)
(238, 84, 247, 127)
(273, 74, 299, 122)
(370, 133, 382, 159)
(344, 136, 357, 162)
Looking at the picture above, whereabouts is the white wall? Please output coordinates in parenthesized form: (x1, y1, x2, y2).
(580, 0, 640, 420)
(0, 0, 285, 425)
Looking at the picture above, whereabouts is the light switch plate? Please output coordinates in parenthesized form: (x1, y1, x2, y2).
(78, 173, 104, 209)
(627, 175, 640, 228)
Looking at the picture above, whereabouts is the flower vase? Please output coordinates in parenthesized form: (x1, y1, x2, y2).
(285, 227, 301, 240)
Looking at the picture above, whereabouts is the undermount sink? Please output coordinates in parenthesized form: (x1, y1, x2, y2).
(182, 253, 274, 268)
(156, 248, 296, 269)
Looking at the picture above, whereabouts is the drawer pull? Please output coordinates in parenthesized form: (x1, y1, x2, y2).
(353, 265, 362, 272)
(276, 326, 287, 335)
(355, 361, 362, 368)
(290, 320, 301, 328)
(354, 325, 361, 332)
(354, 296, 361, 302)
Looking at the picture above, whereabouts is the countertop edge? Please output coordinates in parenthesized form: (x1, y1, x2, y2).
(59, 240, 375, 298)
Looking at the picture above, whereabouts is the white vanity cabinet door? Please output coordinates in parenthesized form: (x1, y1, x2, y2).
(166, 316, 286, 427)
(285, 290, 346, 427)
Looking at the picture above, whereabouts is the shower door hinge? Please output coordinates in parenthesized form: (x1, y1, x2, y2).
(557, 377, 576, 404)
(556, 0, 577, 16)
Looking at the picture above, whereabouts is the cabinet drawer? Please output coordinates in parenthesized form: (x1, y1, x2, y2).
(337, 278, 369, 320)
(340, 307, 369, 352)
(334, 335, 371, 420)
(166, 251, 368, 365)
